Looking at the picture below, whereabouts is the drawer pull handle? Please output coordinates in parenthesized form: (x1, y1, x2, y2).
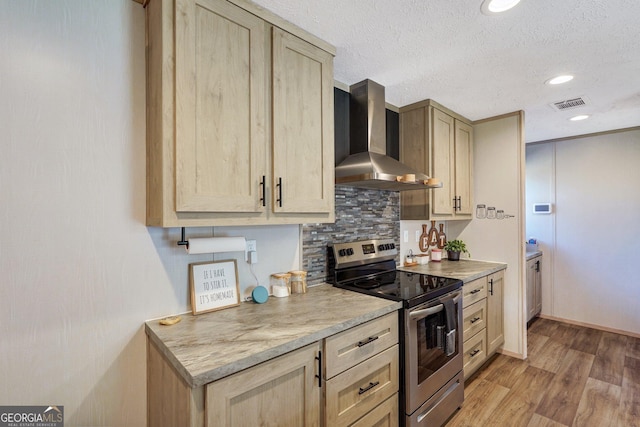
(470, 349, 481, 357)
(357, 336, 379, 347)
(470, 317, 481, 324)
(469, 289, 481, 295)
(358, 381, 380, 395)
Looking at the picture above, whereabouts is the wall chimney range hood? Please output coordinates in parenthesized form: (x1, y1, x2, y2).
(335, 79, 441, 191)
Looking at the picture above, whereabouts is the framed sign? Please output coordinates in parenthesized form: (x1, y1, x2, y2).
(189, 260, 240, 315)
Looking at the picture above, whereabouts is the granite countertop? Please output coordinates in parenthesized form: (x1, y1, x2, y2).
(397, 258, 506, 283)
(145, 284, 402, 388)
(526, 250, 543, 261)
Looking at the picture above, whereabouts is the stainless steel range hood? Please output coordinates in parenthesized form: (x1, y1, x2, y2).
(335, 79, 441, 191)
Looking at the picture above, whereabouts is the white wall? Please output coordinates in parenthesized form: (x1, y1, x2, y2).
(526, 128, 640, 335)
(0, 2, 300, 425)
(449, 112, 527, 358)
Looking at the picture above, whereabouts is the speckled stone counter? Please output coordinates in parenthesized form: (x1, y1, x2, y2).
(145, 284, 401, 388)
(526, 250, 543, 261)
(398, 259, 506, 283)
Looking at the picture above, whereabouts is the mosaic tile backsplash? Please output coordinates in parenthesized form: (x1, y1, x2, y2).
(302, 186, 400, 284)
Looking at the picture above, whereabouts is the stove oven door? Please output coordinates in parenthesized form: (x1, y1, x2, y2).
(404, 290, 463, 421)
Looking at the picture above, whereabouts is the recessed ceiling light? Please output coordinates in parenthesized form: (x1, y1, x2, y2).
(546, 75, 574, 85)
(481, 0, 521, 14)
(570, 115, 590, 121)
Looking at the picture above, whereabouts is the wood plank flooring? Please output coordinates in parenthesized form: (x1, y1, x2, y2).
(446, 318, 640, 426)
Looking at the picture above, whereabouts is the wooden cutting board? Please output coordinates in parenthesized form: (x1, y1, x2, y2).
(428, 220, 439, 247)
(419, 224, 429, 252)
(437, 224, 447, 249)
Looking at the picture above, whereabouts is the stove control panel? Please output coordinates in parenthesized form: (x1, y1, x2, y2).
(331, 239, 398, 268)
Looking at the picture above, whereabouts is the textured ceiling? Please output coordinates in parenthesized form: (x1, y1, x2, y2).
(251, 0, 640, 142)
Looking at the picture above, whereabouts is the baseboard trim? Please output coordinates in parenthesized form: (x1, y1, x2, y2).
(498, 348, 525, 360)
(538, 314, 640, 339)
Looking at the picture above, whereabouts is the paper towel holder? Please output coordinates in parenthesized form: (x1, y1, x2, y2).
(177, 227, 189, 248)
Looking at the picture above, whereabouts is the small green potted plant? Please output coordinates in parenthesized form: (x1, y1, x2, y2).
(444, 239, 470, 261)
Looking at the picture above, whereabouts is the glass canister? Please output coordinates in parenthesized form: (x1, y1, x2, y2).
(476, 204, 486, 219)
(487, 206, 496, 219)
(289, 270, 308, 294)
(270, 273, 291, 298)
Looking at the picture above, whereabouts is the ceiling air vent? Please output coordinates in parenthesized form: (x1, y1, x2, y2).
(549, 96, 589, 111)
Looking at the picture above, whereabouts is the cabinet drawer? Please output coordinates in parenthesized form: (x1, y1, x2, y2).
(325, 313, 398, 379)
(462, 299, 487, 341)
(463, 329, 486, 379)
(462, 278, 487, 308)
(350, 394, 398, 427)
(326, 345, 399, 427)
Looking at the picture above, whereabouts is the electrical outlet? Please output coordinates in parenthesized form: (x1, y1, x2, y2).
(403, 230, 409, 243)
(245, 240, 257, 262)
(246, 240, 257, 252)
(415, 231, 420, 242)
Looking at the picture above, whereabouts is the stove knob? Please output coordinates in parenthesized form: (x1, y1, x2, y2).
(378, 244, 385, 251)
(385, 244, 392, 250)
(346, 248, 354, 256)
(390, 243, 396, 249)
(338, 249, 347, 257)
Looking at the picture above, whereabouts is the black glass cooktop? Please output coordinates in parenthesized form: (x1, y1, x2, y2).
(335, 269, 462, 308)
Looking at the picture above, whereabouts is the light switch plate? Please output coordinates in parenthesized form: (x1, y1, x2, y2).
(403, 231, 409, 242)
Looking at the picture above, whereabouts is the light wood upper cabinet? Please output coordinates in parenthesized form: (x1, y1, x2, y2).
(399, 100, 473, 220)
(146, 0, 335, 227)
(272, 27, 334, 214)
(454, 120, 473, 216)
(175, 0, 268, 214)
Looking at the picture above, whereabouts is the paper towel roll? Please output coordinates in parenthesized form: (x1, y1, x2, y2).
(186, 237, 246, 254)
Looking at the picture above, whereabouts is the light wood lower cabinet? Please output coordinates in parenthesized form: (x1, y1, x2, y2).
(147, 312, 399, 427)
(486, 270, 505, 355)
(207, 342, 321, 426)
(526, 255, 542, 323)
(324, 312, 399, 427)
(325, 345, 399, 426)
(461, 270, 505, 379)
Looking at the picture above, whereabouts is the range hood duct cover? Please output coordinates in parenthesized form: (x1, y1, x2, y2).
(335, 79, 441, 191)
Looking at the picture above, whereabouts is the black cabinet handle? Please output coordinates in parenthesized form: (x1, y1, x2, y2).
(357, 336, 379, 347)
(470, 349, 480, 357)
(453, 197, 457, 211)
(259, 175, 266, 207)
(315, 351, 322, 388)
(489, 279, 494, 296)
(358, 381, 380, 395)
(276, 177, 282, 207)
(470, 289, 481, 295)
(470, 317, 481, 324)
(535, 260, 540, 272)
(457, 196, 462, 211)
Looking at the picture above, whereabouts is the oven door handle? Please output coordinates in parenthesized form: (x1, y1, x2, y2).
(409, 292, 461, 322)
(409, 304, 444, 321)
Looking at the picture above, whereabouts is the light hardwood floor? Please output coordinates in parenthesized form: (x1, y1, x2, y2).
(446, 317, 640, 426)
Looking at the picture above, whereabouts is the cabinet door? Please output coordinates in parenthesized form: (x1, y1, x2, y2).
(454, 120, 473, 216)
(535, 258, 542, 315)
(206, 342, 321, 427)
(526, 259, 535, 322)
(486, 270, 505, 355)
(431, 108, 455, 217)
(175, 0, 268, 213)
(400, 107, 429, 219)
(272, 27, 334, 214)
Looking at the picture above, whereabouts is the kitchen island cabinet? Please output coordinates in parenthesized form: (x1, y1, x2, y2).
(399, 100, 473, 220)
(145, 285, 401, 426)
(146, 0, 335, 227)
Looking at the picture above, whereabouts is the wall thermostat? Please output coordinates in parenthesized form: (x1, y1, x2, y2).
(532, 203, 552, 214)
